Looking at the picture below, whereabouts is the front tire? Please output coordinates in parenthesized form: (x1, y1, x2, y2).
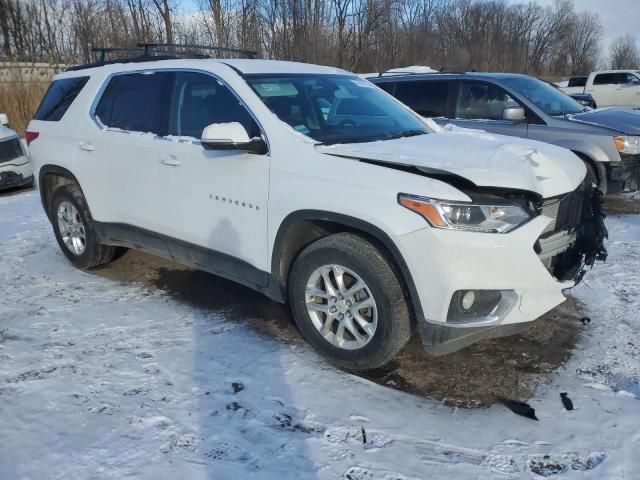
(50, 184, 116, 269)
(288, 233, 412, 370)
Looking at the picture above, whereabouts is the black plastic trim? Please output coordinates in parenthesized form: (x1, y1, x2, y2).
(38, 165, 84, 220)
(94, 222, 283, 302)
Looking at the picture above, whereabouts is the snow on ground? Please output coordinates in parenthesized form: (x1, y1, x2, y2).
(1, 190, 639, 479)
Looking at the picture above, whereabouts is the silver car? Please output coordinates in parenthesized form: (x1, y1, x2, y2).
(369, 72, 640, 195)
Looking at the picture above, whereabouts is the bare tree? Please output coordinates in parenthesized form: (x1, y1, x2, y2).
(609, 34, 639, 70)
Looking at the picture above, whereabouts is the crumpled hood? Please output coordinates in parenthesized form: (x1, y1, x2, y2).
(567, 106, 640, 135)
(317, 127, 586, 199)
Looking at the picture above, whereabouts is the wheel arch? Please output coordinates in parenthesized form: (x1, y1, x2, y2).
(570, 150, 607, 191)
(271, 210, 424, 324)
(38, 165, 84, 221)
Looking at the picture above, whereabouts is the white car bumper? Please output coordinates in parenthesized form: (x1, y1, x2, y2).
(396, 215, 574, 354)
(0, 156, 34, 190)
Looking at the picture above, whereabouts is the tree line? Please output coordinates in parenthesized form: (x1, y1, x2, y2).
(0, 0, 631, 76)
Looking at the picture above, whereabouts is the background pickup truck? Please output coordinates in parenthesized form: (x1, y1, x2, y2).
(561, 70, 640, 107)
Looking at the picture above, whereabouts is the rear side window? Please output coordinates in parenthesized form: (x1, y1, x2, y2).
(568, 76, 587, 87)
(394, 80, 450, 117)
(34, 76, 89, 121)
(593, 73, 616, 85)
(95, 72, 171, 135)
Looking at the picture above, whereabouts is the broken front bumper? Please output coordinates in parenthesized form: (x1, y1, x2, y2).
(396, 216, 573, 355)
(396, 183, 606, 355)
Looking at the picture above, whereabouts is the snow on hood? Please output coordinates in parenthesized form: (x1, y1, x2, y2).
(567, 106, 640, 135)
(317, 126, 586, 199)
(0, 125, 18, 141)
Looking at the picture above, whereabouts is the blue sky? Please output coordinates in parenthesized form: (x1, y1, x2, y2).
(514, 0, 640, 55)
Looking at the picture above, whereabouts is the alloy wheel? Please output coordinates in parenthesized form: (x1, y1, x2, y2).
(57, 201, 87, 256)
(305, 264, 378, 350)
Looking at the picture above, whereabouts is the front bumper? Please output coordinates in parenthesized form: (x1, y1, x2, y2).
(0, 158, 34, 190)
(396, 181, 606, 355)
(608, 154, 640, 192)
(397, 215, 571, 338)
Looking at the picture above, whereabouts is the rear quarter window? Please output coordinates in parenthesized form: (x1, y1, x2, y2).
(34, 76, 89, 121)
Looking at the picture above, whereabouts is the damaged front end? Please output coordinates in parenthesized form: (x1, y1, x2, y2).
(534, 181, 608, 285)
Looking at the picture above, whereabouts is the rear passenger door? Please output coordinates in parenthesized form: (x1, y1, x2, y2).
(75, 70, 172, 231)
(614, 72, 640, 106)
(450, 81, 528, 137)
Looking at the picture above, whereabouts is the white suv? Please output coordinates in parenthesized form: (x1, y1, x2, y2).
(27, 54, 607, 369)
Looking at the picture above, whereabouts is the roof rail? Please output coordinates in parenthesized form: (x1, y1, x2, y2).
(138, 43, 257, 59)
(65, 43, 258, 72)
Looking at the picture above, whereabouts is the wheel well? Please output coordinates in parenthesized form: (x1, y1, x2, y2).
(272, 213, 423, 326)
(39, 168, 80, 219)
(571, 151, 606, 188)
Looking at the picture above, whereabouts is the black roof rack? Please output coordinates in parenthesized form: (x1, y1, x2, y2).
(65, 43, 258, 72)
(138, 43, 257, 59)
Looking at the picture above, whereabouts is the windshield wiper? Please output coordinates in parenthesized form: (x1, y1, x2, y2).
(314, 130, 426, 147)
(383, 129, 427, 140)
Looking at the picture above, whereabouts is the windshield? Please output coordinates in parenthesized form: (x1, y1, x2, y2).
(502, 76, 585, 116)
(246, 74, 428, 145)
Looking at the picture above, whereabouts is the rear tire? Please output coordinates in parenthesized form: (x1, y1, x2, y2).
(50, 184, 117, 269)
(288, 232, 412, 370)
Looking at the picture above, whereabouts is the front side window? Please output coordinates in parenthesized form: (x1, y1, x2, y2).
(621, 73, 640, 85)
(168, 72, 259, 139)
(34, 76, 89, 121)
(94, 71, 171, 134)
(501, 76, 584, 116)
(246, 74, 427, 145)
(456, 82, 519, 120)
(394, 80, 450, 117)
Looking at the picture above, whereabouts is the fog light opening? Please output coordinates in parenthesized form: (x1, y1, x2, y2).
(461, 290, 476, 310)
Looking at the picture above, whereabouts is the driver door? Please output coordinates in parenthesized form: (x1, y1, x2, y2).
(153, 71, 270, 271)
(450, 81, 528, 138)
(615, 73, 640, 106)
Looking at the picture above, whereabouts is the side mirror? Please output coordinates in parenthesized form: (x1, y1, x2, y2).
(502, 106, 526, 123)
(201, 122, 267, 155)
(0, 113, 9, 127)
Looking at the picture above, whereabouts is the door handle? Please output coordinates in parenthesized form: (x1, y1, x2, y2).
(159, 156, 182, 166)
(78, 141, 95, 152)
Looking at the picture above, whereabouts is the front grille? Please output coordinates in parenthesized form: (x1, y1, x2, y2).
(0, 137, 23, 164)
(535, 184, 588, 281)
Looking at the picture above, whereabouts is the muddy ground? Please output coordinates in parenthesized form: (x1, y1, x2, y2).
(5, 186, 637, 408)
(94, 250, 585, 408)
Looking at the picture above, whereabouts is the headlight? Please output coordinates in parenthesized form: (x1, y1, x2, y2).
(614, 136, 640, 155)
(398, 194, 531, 233)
